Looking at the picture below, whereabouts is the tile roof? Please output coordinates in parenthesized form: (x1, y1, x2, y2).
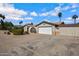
(24, 21, 79, 27)
(58, 24, 79, 27)
(35, 21, 58, 27)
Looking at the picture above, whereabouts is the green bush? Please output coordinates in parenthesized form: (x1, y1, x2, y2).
(11, 29, 24, 35)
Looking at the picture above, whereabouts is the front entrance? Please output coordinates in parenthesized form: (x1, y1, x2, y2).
(30, 27, 36, 33)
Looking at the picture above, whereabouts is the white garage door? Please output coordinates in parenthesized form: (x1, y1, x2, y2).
(38, 27, 52, 35)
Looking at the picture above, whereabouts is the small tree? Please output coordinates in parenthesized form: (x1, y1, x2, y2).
(0, 14, 5, 29)
(4, 22, 14, 30)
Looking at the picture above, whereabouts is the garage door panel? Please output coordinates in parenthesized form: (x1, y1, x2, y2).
(38, 27, 52, 35)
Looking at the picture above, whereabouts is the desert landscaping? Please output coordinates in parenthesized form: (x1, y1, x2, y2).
(0, 30, 79, 56)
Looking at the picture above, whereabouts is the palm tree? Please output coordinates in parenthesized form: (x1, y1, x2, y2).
(58, 12, 62, 22)
(0, 14, 5, 29)
(72, 14, 78, 24)
(19, 21, 23, 25)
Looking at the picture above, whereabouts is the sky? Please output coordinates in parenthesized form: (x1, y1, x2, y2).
(0, 3, 79, 25)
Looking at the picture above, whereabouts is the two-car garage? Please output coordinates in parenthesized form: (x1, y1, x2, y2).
(36, 21, 55, 35)
(38, 27, 53, 35)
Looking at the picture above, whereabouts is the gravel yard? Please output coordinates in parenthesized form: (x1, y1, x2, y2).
(0, 30, 79, 56)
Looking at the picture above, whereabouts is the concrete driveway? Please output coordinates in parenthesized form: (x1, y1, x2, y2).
(0, 31, 79, 56)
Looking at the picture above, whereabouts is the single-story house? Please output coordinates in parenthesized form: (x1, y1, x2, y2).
(35, 21, 59, 35)
(23, 21, 62, 35)
(23, 21, 79, 36)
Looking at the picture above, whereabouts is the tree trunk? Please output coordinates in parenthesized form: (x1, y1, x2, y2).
(59, 17, 61, 22)
(74, 19, 76, 24)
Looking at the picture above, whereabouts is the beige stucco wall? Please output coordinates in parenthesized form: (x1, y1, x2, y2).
(58, 27, 79, 36)
(24, 24, 79, 36)
(24, 26, 37, 33)
(24, 26, 27, 32)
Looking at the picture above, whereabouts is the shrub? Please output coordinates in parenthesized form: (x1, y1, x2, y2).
(4, 32, 6, 34)
(11, 28, 24, 35)
(7, 32, 11, 35)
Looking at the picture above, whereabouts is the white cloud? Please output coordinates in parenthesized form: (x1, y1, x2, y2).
(71, 9, 77, 12)
(71, 4, 78, 8)
(6, 16, 23, 20)
(65, 17, 72, 20)
(65, 17, 79, 21)
(6, 15, 33, 20)
(24, 17, 33, 20)
(39, 12, 49, 16)
(40, 3, 79, 17)
(72, 5, 77, 8)
(51, 11, 59, 16)
(64, 20, 74, 24)
(56, 3, 79, 12)
(51, 13, 57, 16)
(0, 3, 28, 20)
(50, 5, 62, 16)
(0, 4, 27, 16)
(62, 5, 73, 11)
(63, 17, 74, 24)
(43, 19, 51, 22)
(59, 3, 64, 6)
(76, 18, 79, 20)
(54, 6, 61, 12)
(63, 6, 70, 10)
(30, 11, 38, 16)
(39, 4, 62, 17)
(39, 9, 59, 17)
(39, 11, 58, 17)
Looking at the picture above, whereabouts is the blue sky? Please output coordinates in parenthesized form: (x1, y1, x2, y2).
(0, 3, 79, 25)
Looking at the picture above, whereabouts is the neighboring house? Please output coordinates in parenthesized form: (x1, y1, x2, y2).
(23, 21, 79, 36)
